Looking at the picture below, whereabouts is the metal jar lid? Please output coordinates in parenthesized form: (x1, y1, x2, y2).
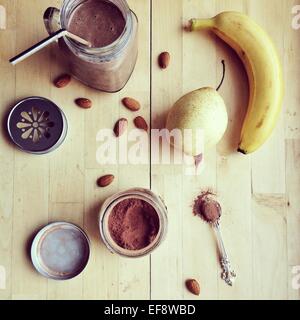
(7, 96, 67, 154)
(31, 222, 90, 280)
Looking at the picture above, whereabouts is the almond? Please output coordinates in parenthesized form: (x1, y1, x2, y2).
(185, 279, 200, 296)
(75, 98, 92, 109)
(97, 174, 114, 188)
(134, 116, 148, 131)
(114, 118, 128, 137)
(54, 74, 71, 88)
(122, 97, 141, 112)
(158, 52, 170, 69)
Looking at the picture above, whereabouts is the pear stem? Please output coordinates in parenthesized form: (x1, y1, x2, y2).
(216, 60, 226, 91)
(194, 154, 203, 170)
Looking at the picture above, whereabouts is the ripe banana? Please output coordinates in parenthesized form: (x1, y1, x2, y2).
(189, 11, 284, 154)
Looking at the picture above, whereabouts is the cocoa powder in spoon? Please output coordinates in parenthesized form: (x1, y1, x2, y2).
(193, 191, 221, 224)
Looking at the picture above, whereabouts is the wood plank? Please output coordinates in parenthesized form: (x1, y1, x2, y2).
(85, 90, 119, 169)
(0, 0, 16, 300)
(289, 266, 300, 300)
(284, 4, 300, 300)
(286, 140, 300, 266)
(181, 0, 219, 300)
(214, 0, 253, 300)
(284, 0, 300, 139)
(11, 153, 49, 300)
(48, 49, 85, 203)
(151, 174, 184, 299)
(10, 0, 56, 300)
(286, 139, 300, 299)
(252, 194, 287, 300)
(246, 0, 288, 301)
(150, 0, 184, 299)
(117, 0, 151, 300)
(83, 169, 119, 300)
(47, 0, 83, 206)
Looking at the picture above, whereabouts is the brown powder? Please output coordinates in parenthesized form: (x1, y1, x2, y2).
(193, 191, 221, 224)
(108, 198, 160, 250)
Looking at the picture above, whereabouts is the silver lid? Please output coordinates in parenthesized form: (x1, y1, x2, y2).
(31, 222, 90, 280)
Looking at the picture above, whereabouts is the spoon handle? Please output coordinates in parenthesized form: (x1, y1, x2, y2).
(213, 221, 236, 286)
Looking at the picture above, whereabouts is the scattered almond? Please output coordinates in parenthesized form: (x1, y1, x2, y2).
(134, 116, 148, 131)
(54, 74, 71, 88)
(158, 52, 170, 69)
(185, 279, 200, 296)
(114, 118, 128, 137)
(97, 174, 115, 188)
(75, 98, 92, 109)
(122, 97, 141, 112)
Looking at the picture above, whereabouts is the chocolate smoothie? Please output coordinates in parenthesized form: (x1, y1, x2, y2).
(58, 0, 138, 92)
(68, 0, 126, 48)
(108, 199, 160, 250)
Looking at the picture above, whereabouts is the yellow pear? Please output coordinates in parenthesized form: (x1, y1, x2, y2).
(166, 87, 228, 156)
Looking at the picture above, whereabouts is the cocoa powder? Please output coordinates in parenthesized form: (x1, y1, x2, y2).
(193, 191, 221, 223)
(108, 198, 160, 250)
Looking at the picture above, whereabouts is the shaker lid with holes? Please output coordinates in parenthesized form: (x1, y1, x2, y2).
(7, 97, 67, 154)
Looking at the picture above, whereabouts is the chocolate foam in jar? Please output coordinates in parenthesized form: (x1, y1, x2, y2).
(56, 0, 138, 92)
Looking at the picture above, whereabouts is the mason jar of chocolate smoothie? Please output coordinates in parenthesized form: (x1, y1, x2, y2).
(44, 0, 138, 92)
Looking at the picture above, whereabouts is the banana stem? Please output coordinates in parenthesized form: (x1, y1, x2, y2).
(190, 18, 214, 31)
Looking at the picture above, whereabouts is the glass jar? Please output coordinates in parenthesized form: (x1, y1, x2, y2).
(44, 0, 138, 92)
(99, 188, 168, 258)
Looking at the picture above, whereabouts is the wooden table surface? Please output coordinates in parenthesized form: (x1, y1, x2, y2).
(0, 0, 299, 300)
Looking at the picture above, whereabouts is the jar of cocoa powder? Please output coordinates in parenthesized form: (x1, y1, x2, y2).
(44, 0, 138, 92)
(99, 188, 168, 258)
